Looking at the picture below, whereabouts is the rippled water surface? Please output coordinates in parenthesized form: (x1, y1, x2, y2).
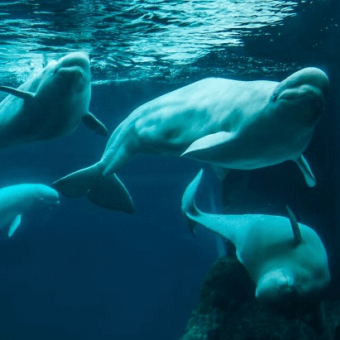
(0, 0, 335, 85)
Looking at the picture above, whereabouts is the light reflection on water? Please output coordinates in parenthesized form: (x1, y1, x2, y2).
(0, 0, 301, 84)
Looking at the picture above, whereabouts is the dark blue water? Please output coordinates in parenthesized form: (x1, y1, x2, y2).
(0, 1, 338, 339)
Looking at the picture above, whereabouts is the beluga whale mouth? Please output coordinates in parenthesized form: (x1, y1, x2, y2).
(255, 268, 297, 303)
(270, 67, 329, 126)
(51, 52, 91, 94)
(57, 66, 85, 81)
(272, 67, 329, 104)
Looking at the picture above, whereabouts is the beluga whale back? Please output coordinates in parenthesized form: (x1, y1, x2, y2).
(53, 67, 329, 212)
(181, 170, 330, 304)
(0, 51, 107, 148)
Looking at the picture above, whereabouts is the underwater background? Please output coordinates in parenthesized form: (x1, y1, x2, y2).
(0, 1, 338, 339)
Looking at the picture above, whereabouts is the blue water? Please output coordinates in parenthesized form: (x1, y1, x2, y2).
(0, 1, 339, 339)
(0, 0, 327, 85)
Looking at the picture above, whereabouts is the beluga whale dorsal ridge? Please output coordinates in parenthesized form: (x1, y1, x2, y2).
(53, 67, 329, 212)
(0, 184, 60, 237)
(0, 51, 107, 148)
(181, 170, 330, 304)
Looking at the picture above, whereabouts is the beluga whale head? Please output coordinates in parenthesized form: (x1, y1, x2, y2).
(32, 184, 60, 208)
(255, 265, 327, 305)
(270, 67, 329, 128)
(36, 51, 91, 98)
(255, 268, 297, 303)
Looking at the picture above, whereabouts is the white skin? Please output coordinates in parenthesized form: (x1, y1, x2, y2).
(0, 184, 59, 234)
(97, 67, 329, 176)
(52, 67, 328, 210)
(0, 52, 106, 147)
(182, 170, 330, 304)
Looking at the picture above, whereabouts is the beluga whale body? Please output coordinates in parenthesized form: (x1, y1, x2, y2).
(0, 51, 107, 148)
(182, 170, 330, 304)
(53, 68, 329, 212)
(0, 184, 60, 238)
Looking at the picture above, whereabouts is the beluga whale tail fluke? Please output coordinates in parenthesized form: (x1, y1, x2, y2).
(0, 51, 108, 148)
(182, 170, 330, 304)
(52, 162, 134, 213)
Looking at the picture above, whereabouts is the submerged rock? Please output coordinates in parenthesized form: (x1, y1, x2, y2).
(181, 257, 340, 340)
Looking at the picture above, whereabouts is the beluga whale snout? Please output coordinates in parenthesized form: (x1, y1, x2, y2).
(255, 268, 297, 303)
(53, 52, 90, 86)
(33, 184, 61, 206)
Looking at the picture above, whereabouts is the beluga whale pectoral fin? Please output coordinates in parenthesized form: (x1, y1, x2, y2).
(181, 131, 235, 159)
(286, 205, 302, 247)
(8, 214, 22, 238)
(82, 112, 108, 136)
(294, 154, 316, 187)
(181, 169, 204, 235)
(0, 86, 35, 101)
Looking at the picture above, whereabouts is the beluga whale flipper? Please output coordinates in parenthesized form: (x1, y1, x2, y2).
(0, 51, 107, 148)
(53, 67, 329, 212)
(0, 184, 60, 237)
(181, 170, 330, 304)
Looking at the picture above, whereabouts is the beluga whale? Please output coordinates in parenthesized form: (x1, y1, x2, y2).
(0, 184, 60, 238)
(0, 51, 107, 148)
(182, 170, 330, 304)
(53, 67, 329, 212)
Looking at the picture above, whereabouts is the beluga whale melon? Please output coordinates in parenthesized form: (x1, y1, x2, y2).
(0, 51, 107, 148)
(181, 170, 330, 304)
(0, 184, 60, 238)
(53, 67, 329, 212)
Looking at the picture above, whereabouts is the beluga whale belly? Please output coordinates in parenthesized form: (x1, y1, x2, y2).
(0, 51, 107, 147)
(53, 67, 329, 212)
(0, 184, 60, 237)
(182, 170, 330, 304)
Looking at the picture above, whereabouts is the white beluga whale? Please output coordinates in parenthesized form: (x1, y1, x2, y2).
(53, 67, 329, 212)
(181, 170, 330, 304)
(0, 51, 107, 148)
(0, 184, 60, 237)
